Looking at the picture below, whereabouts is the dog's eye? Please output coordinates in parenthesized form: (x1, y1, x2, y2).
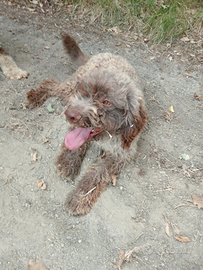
(102, 99, 112, 107)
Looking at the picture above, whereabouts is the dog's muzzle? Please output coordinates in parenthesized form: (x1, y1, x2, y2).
(65, 108, 81, 124)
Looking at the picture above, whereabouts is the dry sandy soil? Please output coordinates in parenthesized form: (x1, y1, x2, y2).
(0, 2, 203, 270)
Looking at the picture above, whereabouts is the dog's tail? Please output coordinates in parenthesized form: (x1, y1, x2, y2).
(62, 34, 89, 67)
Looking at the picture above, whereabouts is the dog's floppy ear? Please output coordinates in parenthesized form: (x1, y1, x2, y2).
(121, 93, 148, 150)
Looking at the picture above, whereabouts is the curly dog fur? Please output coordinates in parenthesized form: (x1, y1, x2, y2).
(27, 34, 148, 215)
(0, 46, 27, 79)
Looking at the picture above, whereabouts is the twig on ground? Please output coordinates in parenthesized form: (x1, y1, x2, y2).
(83, 186, 96, 197)
(174, 203, 196, 209)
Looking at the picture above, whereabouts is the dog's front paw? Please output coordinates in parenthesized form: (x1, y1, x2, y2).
(27, 88, 48, 109)
(56, 148, 82, 179)
(27, 89, 40, 108)
(65, 164, 110, 215)
(56, 143, 88, 179)
(65, 192, 93, 215)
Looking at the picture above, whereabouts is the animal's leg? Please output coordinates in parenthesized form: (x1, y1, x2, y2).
(27, 79, 59, 108)
(0, 47, 28, 80)
(65, 153, 126, 215)
(56, 142, 89, 179)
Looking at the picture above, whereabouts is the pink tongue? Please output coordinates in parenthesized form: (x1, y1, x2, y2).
(65, 127, 92, 150)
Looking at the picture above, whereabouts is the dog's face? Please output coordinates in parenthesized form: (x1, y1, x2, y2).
(64, 69, 148, 151)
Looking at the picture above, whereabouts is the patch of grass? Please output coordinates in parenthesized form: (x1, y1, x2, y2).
(146, 1, 203, 42)
(147, 2, 188, 42)
(64, 0, 203, 42)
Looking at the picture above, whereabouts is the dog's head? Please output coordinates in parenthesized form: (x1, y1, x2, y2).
(64, 68, 148, 150)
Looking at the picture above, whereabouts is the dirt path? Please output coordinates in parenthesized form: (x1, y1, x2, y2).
(0, 3, 203, 270)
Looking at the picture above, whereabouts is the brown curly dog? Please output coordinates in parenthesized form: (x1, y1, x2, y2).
(27, 34, 148, 215)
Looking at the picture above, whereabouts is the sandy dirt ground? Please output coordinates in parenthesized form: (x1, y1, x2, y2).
(0, 3, 203, 270)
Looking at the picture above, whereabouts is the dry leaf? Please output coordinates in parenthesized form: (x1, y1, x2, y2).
(180, 37, 190, 42)
(192, 194, 203, 209)
(107, 26, 120, 34)
(42, 137, 49, 144)
(194, 93, 202, 100)
(173, 225, 180, 235)
(112, 174, 118, 186)
(21, 103, 27, 110)
(174, 236, 191, 242)
(28, 259, 47, 270)
(36, 179, 46, 190)
(165, 222, 170, 237)
(190, 39, 196, 44)
(116, 251, 125, 269)
(169, 106, 174, 113)
(33, 152, 37, 162)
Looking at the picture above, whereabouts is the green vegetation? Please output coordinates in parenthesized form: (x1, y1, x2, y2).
(64, 0, 203, 42)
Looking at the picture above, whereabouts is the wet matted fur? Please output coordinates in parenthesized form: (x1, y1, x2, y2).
(0, 46, 28, 79)
(27, 34, 148, 215)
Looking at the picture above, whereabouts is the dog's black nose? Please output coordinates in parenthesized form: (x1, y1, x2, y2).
(65, 109, 81, 123)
